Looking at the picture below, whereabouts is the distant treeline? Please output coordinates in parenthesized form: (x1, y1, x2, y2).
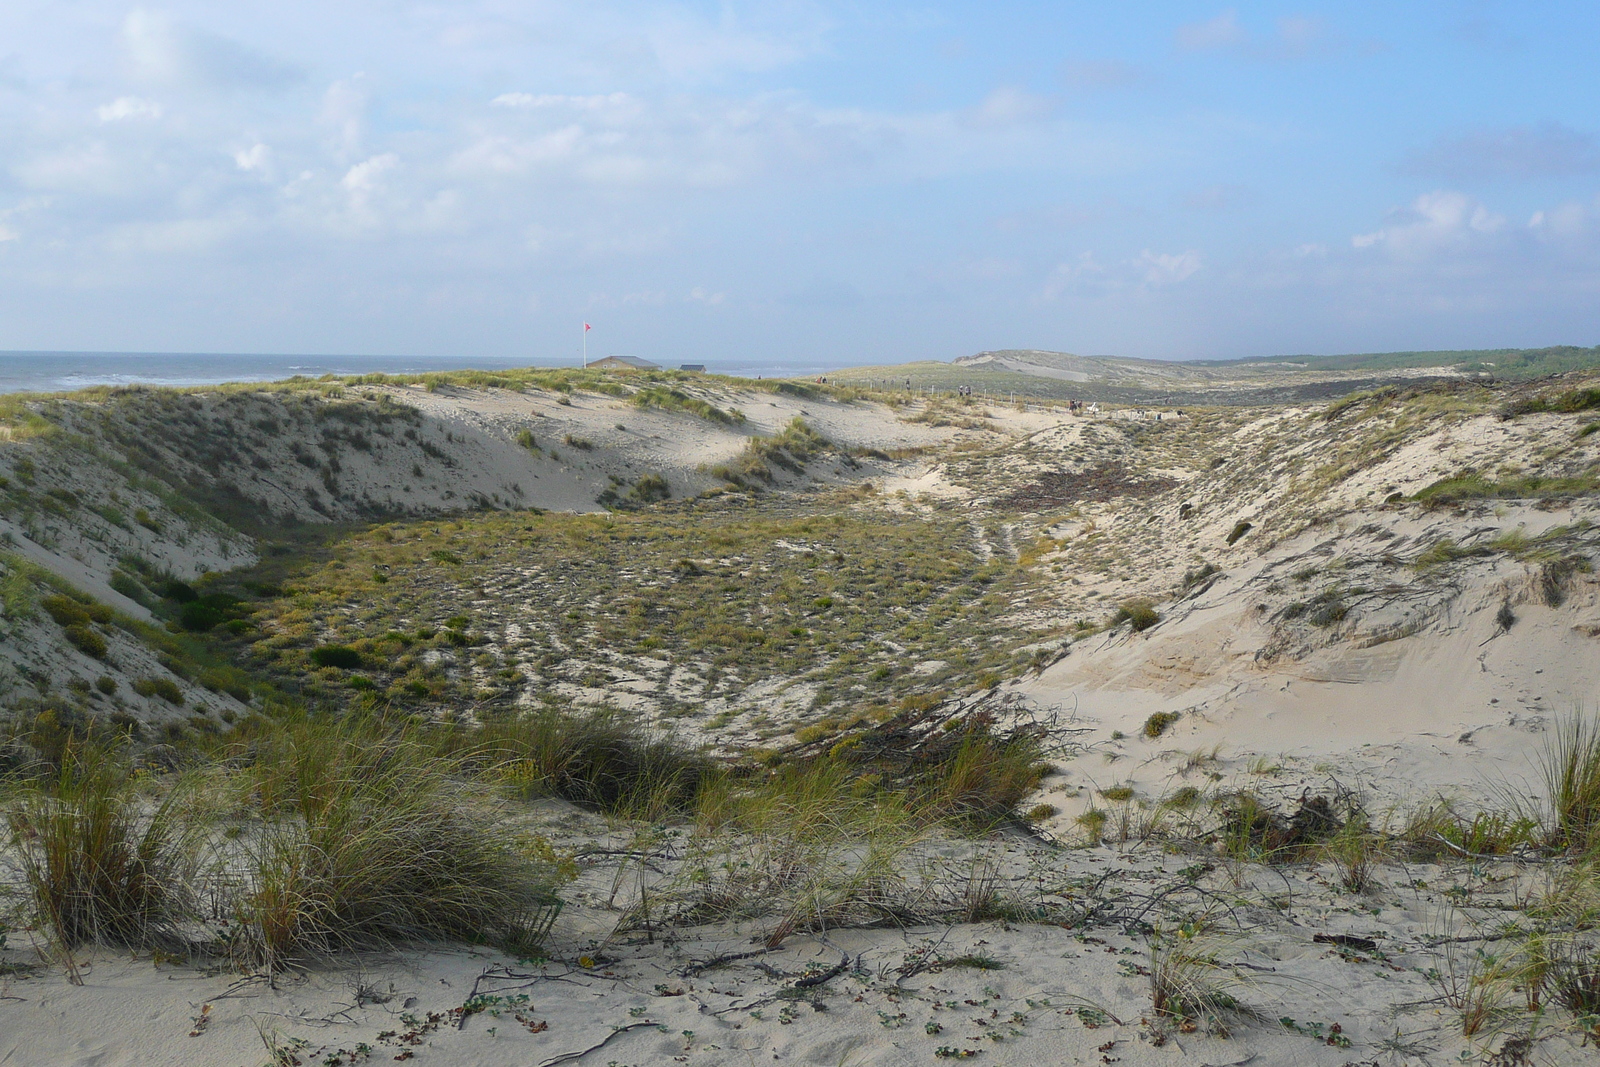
(1227, 344, 1600, 379)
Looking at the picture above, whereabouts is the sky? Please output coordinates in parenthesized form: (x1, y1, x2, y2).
(1, 2, 1598, 366)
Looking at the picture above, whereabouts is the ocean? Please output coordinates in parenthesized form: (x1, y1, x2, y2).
(0, 351, 840, 395)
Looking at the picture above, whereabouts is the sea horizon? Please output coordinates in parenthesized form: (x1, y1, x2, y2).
(0, 349, 866, 395)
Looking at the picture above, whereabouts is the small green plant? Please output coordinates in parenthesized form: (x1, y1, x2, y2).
(1143, 712, 1181, 739)
(1148, 926, 1251, 1033)
(1113, 599, 1159, 632)
(1323, 814, 1382, 893)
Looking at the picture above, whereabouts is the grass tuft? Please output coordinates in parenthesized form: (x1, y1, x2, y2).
(229, 720, 565, 969)
(1112, 599, 1160, 632)
(1538, 712, 1600, 854)
(6, 742, 196, 951)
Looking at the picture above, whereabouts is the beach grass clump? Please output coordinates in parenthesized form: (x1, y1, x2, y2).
(308, 644, 362, 669)
(710, 418, 829, 487)
(630, 385, 743, 426)
(1112, 599, 1160, 632)
(778, 708, 1048, 831)
(914, 726, 1048, 829)
(1414, 469, 1600, 507)
(230, 720, 564, 969)
(626, 473, 671, 506)
(1148, 926, 1253, 1034)
(664, 758, 926, 945)
(1400, 802, 1538, 859)
(463, 709, 716, 820)
(5, 742, 196, 951)
(1322, 813, 1383, 893)
(1538, 712, 1600, 854)
(132, 677, 184, 705)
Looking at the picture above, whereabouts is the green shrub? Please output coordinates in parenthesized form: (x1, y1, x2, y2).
(1113, 599, 1160, 632)
(132, 677, 184, 705)
(469, 710, 715, 820)
(41, 595, 88, 627)
(1143, 711, 1182, 739)
(64, 624, 108, 659)
(309, 645, 362, 669)
(42, 595, 112, 628)
(626, 473, 671, 505)
(161, 580, 198, 603)
(178, 593, 244, 632)
(109, 571, 147, 604)
(1225, 521, 1253, 546)
(1502, 386, 1600, 418)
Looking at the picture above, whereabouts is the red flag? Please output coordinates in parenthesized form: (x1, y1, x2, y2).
(584, 322, 591, 331)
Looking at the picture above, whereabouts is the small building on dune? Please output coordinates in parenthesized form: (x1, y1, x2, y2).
(588, 355, 660, 370)
(679, 363, 706, 372)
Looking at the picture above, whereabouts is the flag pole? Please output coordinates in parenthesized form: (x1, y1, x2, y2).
(582, 322, 587, 368)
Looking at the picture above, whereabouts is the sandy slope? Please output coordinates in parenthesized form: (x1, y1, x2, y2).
(5, 374, 1600, 1065)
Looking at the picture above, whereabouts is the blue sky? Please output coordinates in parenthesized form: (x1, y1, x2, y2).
(1, 2, 1597, 365)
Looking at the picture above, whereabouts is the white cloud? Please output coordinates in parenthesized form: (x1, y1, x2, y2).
(234, 143, 271, 171)
(97, 96, 162, 122)
(493, 92, 632, 110)
(1529, 196, 1600, 241)
(687, 286, 725, 305)
(1177, 10, 1246, 51)
(1352, 191, 1505, 255)
(321, 78, 369, 160)
(1138, 249, 1202, 284)
(0, 225, 17, 243)
(342, 153, 398, 193)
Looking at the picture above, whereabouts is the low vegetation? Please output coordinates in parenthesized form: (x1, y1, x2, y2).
(219, 491, 1040, 730)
